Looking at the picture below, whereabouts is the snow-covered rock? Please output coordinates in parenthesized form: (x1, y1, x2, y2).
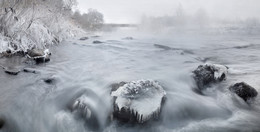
(229, 82, 258, 102)
(111, 79, 166, 123)
(26, 49, 51, 63)
(193, 63, 228, 90)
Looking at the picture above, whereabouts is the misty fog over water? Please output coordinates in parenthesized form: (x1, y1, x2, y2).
(0, 0, 260, 132)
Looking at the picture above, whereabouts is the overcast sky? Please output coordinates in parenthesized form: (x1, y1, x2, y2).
(76, 0, 260, 24)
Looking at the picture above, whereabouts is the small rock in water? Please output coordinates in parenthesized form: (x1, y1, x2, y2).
(91, 35, 100, 38)
(154, 44, 172, 50)
(27, 49, 51, 64)
(93, 40, 104, 44)
(229, 82, 258, 102)
(123, 37, 134, 40)
(3, 67, 20, 75)
(23, 68, 37, 74)
(111, 79, 166, 123)
(79, 37, 89, 40)
(44, 77, 56, 84)
(0, 118, 4, 129)
(193, 64, 228, 90)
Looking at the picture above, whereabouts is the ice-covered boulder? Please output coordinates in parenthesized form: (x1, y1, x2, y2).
(111, 80, 166, 123)
(26, 49, 51, 63)
(229, 82, 258, 102)
(193, 64, 228, 90)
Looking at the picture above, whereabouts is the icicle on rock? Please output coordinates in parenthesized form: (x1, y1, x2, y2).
(26, 49, 51, 64)
(111, 79, 166, 123)
(229, 82, 258, 102)
(193, 63, 228, 90)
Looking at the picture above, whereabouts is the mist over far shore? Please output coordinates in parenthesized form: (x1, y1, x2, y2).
(77, 0, 260, 24)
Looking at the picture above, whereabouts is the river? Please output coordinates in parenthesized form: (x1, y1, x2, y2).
(0, 27, 260, 132)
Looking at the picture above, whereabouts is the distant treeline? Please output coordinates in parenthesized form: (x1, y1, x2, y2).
(72, 9, 104, 31)
(139, 4, 260, 34)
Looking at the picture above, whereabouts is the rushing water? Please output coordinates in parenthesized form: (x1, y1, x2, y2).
(0, 28, 260, 132)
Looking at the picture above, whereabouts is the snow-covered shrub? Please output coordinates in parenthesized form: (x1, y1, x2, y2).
(0, 0, 82, 54)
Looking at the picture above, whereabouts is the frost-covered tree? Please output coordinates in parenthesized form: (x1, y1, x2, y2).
(0, 0, 79, 53)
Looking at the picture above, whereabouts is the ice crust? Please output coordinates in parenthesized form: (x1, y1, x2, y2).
(111, 80, 166, 123)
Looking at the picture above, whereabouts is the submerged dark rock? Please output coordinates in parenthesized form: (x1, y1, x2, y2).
(79, 37, 89, 40)
(1, 66, 20, 75)
(111, 80, 166, 123)
(93, 40, 104, 44)
(193, 64, 228, 90)
(91, 35, 100, 38)
(154, 44, 172, 50)
(23, 68, 37, 74)
(0, 118, 4, 129)
(69, 94, 100, 130)
(154, 44, 194, 54)
(229, 82, 258, 102)
(44, 77, 56, 84)
(4, 69, 20, 75)
(123, 37, 134, 40)
(26, 49, 51, 64)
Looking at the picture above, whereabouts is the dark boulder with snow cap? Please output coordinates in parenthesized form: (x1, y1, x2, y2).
(193, 64, 228, 90)
(229, 82, 258, 102)
(111, 79, 166, 123)
(27, 49, 51, 63)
